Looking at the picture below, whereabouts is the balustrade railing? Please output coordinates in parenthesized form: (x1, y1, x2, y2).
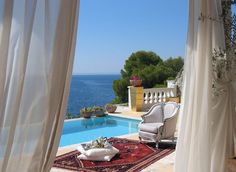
(143, 87, 177, 110)
(128, 86, 177, 111)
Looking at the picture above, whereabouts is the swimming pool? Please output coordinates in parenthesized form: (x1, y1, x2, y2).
(59, 116, 141, 147)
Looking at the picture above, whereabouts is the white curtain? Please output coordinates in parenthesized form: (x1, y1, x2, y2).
(0, 0, 79, 172)
(175, 0, 236, 172)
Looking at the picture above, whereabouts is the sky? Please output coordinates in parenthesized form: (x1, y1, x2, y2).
(73, 0, 189, 75)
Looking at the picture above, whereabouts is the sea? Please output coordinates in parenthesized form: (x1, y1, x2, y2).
(67, 74, 120, 115)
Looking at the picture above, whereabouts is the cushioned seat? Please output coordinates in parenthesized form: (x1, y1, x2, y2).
(139, 131, 157, 142)
(139, 123, 163, 133)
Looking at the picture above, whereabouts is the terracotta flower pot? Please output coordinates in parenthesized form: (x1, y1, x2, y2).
(80, 111, 93, 118)
(105, 105, 117, 113)
(130, 79, 142, 87)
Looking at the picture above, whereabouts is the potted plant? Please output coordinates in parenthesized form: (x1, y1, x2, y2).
(93, 106, 105, 117)
(80, 107, 93, 118)
(130, 75, 142, 87)
(65, 113, 73, 119)
(105, 104, 117, 113)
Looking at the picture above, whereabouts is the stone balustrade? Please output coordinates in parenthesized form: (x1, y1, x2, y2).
(128, 86, 178, 112)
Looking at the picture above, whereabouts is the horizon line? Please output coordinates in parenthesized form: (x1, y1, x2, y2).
(72, 73, 120, 75)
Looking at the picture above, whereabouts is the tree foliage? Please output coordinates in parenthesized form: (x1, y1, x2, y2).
(112, 51, 184, 103)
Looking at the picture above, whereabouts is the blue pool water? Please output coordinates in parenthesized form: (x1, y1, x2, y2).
(59, 116, 141, 147)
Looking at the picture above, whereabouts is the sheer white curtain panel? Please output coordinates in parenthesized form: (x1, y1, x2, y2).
(0, 0, 80, 172)
(174, 0, 236, 171)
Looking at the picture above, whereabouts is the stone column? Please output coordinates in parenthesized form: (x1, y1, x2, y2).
(129, 86, 144, 112)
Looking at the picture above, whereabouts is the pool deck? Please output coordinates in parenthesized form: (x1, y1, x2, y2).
(51, 105, 175, 172)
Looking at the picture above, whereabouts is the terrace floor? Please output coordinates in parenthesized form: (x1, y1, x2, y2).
(51, 105, 176, 172)
(52, 105, 236, 172)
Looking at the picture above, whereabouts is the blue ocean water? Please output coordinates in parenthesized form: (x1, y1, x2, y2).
(67, 75, 120, 115)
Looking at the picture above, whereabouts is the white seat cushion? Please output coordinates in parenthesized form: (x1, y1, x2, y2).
(139, 130, 158, 142)
(77, 143, 119, 157)
(139, 123, 163, 133)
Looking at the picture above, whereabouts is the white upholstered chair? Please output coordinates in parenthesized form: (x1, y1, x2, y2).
(138, 102, 180, 145)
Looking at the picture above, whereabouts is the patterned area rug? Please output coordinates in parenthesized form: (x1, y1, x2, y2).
(53, 138, 175, 172)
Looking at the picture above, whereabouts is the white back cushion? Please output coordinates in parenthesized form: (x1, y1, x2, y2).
(163, 103, 177, 120)
(149, 104, 163, 122)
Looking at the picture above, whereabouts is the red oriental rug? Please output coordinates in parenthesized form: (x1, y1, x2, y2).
(53, 138, 175, 172)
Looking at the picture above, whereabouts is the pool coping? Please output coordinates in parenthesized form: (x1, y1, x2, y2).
(64, 113, 142, 122)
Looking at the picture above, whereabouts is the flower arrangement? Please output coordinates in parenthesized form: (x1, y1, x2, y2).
(91, 137, 108, 148)
(130, 75, 142, 87)
(82, 137, 109, 150)
(130, 75, 140, 80)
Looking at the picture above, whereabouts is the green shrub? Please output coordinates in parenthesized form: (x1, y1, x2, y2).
(112, 51, 184, 103)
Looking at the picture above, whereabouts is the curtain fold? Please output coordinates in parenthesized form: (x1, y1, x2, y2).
(0, 0, 80, 172)
(174, 0, 236, 171)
